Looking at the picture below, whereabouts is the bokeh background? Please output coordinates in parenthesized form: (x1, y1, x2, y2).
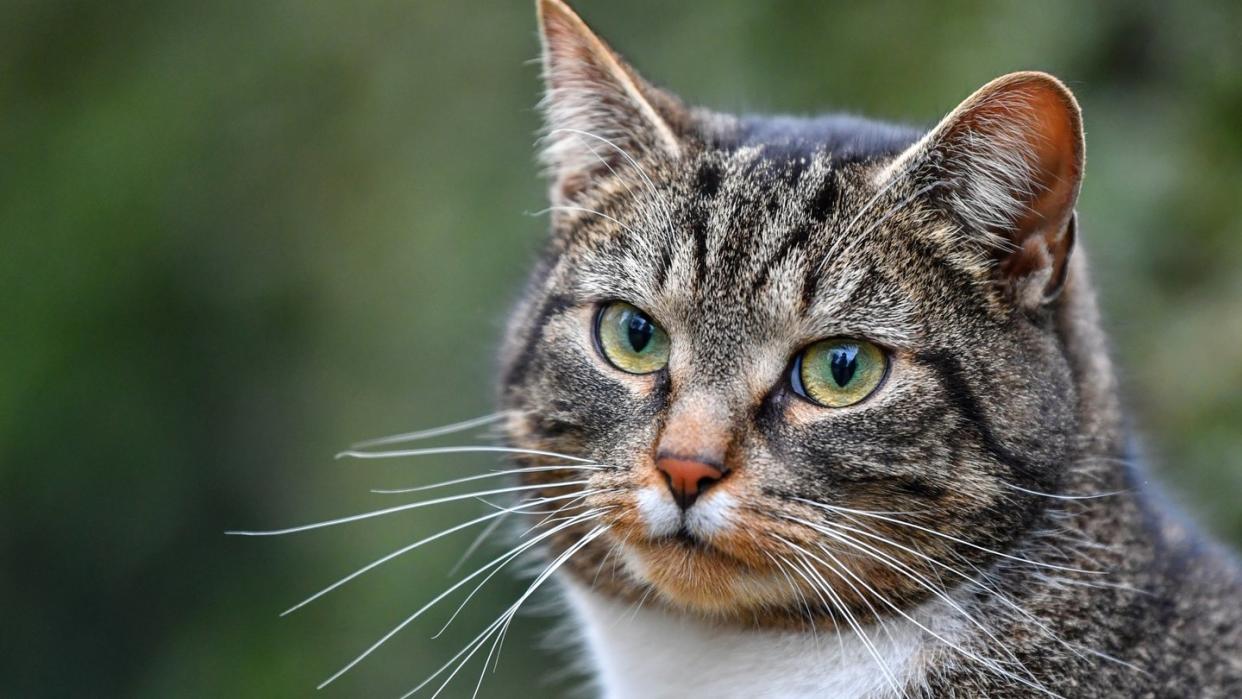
(3, 1, 1241, 696)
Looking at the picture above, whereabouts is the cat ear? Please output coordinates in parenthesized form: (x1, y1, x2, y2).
(887, 72, 1084, 307)
(536, 0, 687, 202)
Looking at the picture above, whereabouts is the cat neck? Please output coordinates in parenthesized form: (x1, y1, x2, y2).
(562, 579, 938, 699)
(1057, 252, 1125, 459)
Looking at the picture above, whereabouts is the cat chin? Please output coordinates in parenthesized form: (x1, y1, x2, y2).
(616, 536, 801, 615)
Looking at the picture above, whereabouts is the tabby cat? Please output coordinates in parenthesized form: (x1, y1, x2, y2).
(241, 1, 1242, 696)
(494, 1, 1242, 696)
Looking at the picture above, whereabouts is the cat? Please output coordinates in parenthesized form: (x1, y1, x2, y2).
(236, 0, 1242, 696)
(490, 0, 1242, 697)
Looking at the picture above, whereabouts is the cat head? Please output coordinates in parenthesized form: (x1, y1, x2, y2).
(500, 0, 1090, 624)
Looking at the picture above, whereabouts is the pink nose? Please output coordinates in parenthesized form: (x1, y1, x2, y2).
(656, 457, 725, 510)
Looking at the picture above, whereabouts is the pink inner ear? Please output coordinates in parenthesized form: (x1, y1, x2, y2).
(934, 73, 1084, 304)
(1002, 83, 1083, 243)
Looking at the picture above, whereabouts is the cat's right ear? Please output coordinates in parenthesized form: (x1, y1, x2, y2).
(536, 0, 687, 203)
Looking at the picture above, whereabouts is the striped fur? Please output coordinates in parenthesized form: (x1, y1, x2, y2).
(497, 2, 1242, 696)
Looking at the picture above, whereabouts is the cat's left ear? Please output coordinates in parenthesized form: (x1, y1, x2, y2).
(536, 0, 689, 203)
(887, 72, 1084, 307)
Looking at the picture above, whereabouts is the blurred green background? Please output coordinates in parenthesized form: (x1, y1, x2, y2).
(2, 0, 1240, 696)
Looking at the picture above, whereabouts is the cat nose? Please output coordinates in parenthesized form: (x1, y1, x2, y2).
(655, 456, 725, 510)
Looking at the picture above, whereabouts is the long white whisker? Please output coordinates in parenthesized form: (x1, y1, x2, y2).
(832, 516, 1094, 664)
(521, 490, 600, 535)
(370, 464, 603, 494)
(279, 493, 591, 616)
(777, 535, 902, 655)
(1000, 481, 1126, 501)
(318, 513, 602, 690)
(794, 498, 1103, 575)
(350, 413, 509, 449)
(404, 524, 611, 699)
(786, 551, 905, 699)
(788, 517, 1012, 639)
(431, 502, 608, 639)
(816, 156, 932, 275)
(336, 445, 596, 464)
(447, 512, 511, 578)
(833, 182, 943, 264)
(763, 550, 823, 651)
(533, 206, 641, 237)
(546, 127, 674, 228)
(792, 518, 1043, 687)
(588, 541, 621, 590)
(547, 128, 660, 197)
(816, 515, 1113, 677)
(795, 537, 1059, 698)
(227, 480, 590, 537)
(780, 551, 847, 655)
(475, 524, 611, 693)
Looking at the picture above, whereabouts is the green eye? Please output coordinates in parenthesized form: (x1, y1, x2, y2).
(595, 301, 671, 374)
(792, 339, 888, 407)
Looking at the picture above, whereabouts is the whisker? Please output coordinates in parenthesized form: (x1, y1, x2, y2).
(625, 585, 657, 624)
(816, 156, 934, 275)
(774, 552, 845, 655)
(431, 505, 610, 640)
(801, 553, 848, 655)
(532, 205, 642, 237)
(226, 480, 590, 537)
(789, 517, 1000, 629)
(473, 486, 619, 515)
(834, 182, 943, 263)
(763, 550, 823, 650)
(449, 526, 611, 699)
(350, 412, 510, 449)
(794, 498, 1104, 576)
(796, 536, 1058, 698)
(590, 541, 620, 589)
(336, 445, 596, 464)
(521, 489, 601, 535)
(318, 513, 604, 690)
(786, 517, 1041, 688)
(777, 535, 902, 654)
(447, 512, 511, 577)
(813, 515, 1101, 670)
(370, 464, 603, 494)
(545, 127, 674, 228)
(279, 492, 592, 616)
(785, 550, 906, 698)
(1000, 481, 1126, 501)
(401, 523, 611, 699)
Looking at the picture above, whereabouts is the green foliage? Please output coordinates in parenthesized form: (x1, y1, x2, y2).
(1, 1, 1239, 696)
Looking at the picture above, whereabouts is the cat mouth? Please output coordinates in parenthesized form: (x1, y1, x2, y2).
(664, 525, 710, 547)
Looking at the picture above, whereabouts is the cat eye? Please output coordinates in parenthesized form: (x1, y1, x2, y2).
(594, 301, 671, 374)
(791, 338, 888, 408)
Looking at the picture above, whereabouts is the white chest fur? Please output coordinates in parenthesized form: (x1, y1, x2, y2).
(563, 581, 932, 699)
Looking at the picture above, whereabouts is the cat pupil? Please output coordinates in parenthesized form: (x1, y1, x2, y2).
(830, 346, 858, 387)
(626, 313, 653, 353)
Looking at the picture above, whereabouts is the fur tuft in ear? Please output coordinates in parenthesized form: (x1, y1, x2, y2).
(536, 0, 688, 202)
(886, 72, 1085, 307)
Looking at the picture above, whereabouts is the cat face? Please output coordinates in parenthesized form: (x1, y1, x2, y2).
(500, 0, 1085, 625)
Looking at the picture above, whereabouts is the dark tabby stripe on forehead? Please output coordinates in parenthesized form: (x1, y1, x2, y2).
(750, 170, 840, 299)
(693, 161, 722, 198)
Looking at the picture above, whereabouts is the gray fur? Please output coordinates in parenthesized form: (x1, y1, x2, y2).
(499, 1, 1242, 695)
